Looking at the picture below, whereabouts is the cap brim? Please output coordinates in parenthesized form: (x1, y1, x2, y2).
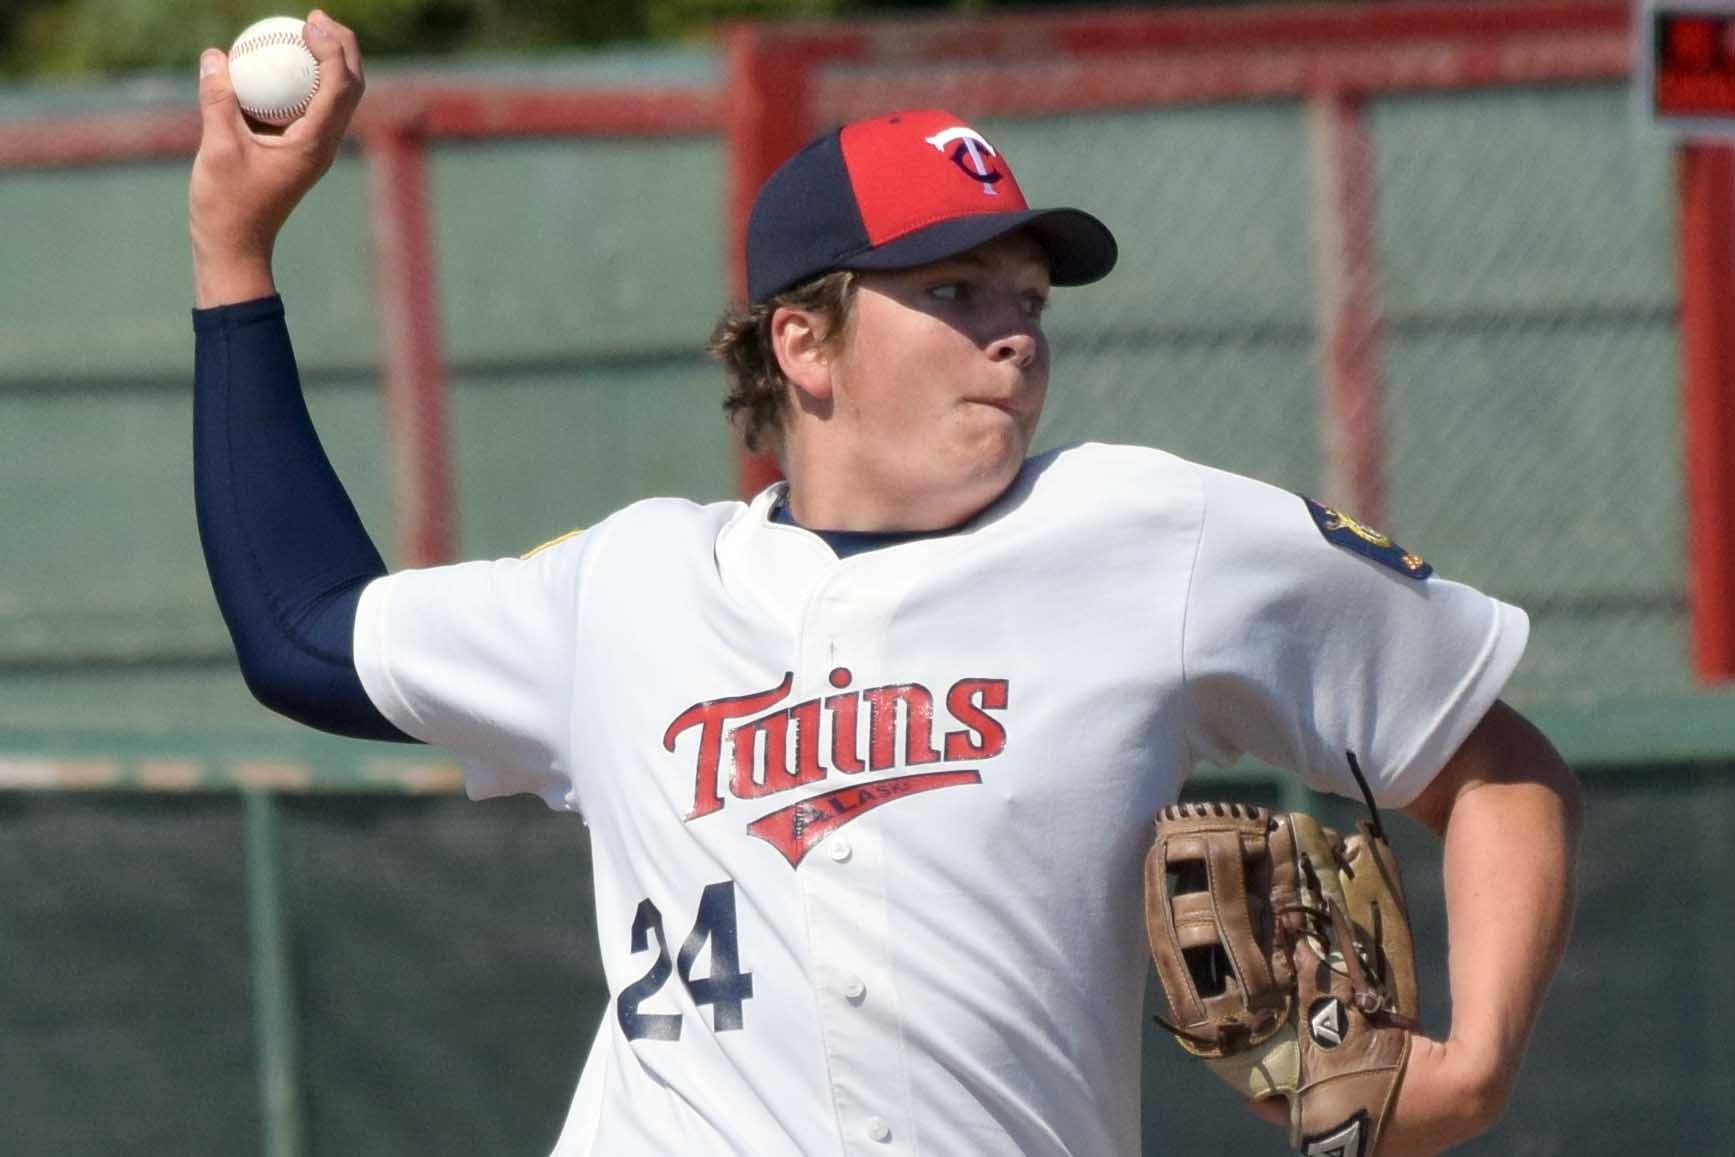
(837, 207, 1117, 287)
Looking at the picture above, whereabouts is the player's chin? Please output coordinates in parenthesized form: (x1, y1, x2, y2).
(956, 419, 1031, 491)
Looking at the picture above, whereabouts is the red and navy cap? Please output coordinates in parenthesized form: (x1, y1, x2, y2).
(746, 109, 1118, 304)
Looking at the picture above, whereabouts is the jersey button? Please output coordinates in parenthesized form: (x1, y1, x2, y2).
(865, 1116, 892, 1143)
(842, 975, 867, 1002)
(827, 837, 852, 863)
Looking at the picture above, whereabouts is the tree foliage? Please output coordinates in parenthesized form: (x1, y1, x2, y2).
(0, 0, 1216, 79)
(0, 0, 859, 77)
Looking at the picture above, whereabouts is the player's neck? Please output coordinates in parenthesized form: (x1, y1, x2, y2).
(781, 468, 996, 533)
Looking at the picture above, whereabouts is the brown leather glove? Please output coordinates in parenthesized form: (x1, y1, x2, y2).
(1145, 768, 1419, 1156)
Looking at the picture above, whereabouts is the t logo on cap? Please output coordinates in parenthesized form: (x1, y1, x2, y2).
(925, 127, 1004, 195)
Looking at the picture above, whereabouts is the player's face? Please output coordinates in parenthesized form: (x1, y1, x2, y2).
(823, 232, 1052, 525)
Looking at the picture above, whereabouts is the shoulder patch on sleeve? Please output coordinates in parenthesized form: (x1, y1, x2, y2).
(1299, 496, 1433, 580)
(520, 527, 584, 560)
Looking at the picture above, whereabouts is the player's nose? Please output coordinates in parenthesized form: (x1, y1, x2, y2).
(988, 328, 1039, 369)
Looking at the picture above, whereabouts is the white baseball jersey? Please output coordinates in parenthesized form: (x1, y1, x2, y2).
(352, 442, 1528, 1157)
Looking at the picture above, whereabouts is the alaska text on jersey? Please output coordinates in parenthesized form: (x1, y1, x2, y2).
(662, 668, 1008, 867)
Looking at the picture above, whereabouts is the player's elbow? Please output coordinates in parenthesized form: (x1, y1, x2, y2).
(234, 636, 327, 724)
(235, 643, 316, 721)
(233, 633, 415, 743)
(1457, 1059, 1517, 1140)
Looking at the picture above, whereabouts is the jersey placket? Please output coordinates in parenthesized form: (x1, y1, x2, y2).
(803, 823, 917, 1153)
(795, 563, 920, 1154)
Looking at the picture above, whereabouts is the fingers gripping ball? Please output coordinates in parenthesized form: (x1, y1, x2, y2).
(1145, 779, 1420, 1156)
(228, 17, 320, 127)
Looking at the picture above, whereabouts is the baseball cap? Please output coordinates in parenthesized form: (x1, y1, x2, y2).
(746, 109, 1118, 304)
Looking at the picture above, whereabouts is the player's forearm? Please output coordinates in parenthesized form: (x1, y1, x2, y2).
(1438, 758, 1579, 1099)
(1413, 704, 1581, 1125)
(192, 295, 413, 741)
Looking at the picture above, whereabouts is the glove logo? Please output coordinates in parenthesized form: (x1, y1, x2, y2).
(1301, 1110, 1369, 1157)
(1307, 997, 1348, 1048)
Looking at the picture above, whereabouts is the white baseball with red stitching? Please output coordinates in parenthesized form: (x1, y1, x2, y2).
(228, 17, 320, 127)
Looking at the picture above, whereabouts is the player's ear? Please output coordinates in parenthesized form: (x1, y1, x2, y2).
(770, 305, 833, 402)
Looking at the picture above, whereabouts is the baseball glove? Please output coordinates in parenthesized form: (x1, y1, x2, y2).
(1144, 755, 1419, 1157)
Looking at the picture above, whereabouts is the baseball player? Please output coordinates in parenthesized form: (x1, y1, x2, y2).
(190, 12, 1581, 1156)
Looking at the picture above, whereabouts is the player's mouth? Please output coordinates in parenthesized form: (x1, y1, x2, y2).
(968, 395, 1029, 420)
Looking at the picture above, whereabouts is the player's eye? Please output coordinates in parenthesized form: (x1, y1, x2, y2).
(1021, 293, 1050, 320)
(928, 282, 968, 303)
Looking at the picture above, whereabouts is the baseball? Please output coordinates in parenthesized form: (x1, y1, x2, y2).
(227, 16, 320, 127)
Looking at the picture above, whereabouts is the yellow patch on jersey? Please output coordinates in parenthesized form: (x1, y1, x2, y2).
(1321, 507, 1391, 549)
(1300, 496, 1432, 580)
(520, 527, 584, 560)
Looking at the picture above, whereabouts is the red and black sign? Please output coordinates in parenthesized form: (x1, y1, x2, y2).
(1654, 8, 1735, 118)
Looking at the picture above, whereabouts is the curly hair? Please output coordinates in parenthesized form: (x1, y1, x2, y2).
(708, 270, 860, 456)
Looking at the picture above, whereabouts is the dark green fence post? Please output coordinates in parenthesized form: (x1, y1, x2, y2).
(243, 789, 304, 1157)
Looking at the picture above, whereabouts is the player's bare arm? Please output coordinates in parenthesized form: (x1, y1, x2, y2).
(1383, 700, 1582, 1156)
(189, 9, 364, 308)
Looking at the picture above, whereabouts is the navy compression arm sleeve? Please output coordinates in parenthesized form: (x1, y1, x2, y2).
(193, 295, 416, 742)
